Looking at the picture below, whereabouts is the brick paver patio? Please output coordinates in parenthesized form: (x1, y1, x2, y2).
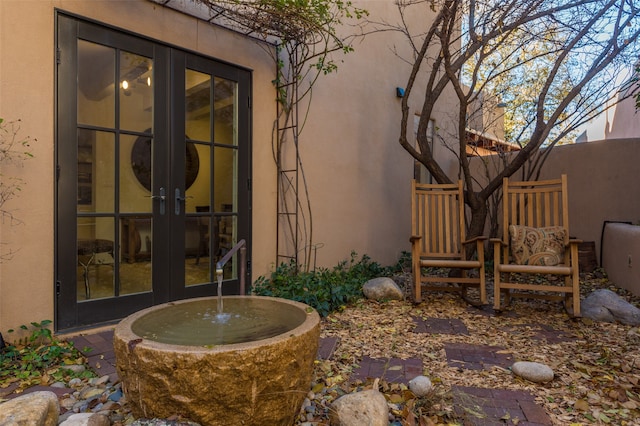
(349, 355, 423, 385)
(38, 315, 564, 425)
(412, 316, 470, 335)
(69, 329, 118, 383)
(502, 323, 577, 344)
(452, 385, 552, 425)
(444, 342, 515, 370)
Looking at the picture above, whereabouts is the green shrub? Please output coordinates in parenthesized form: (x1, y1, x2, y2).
(0, 320, 92, 390)
(252, 251, 391, 316)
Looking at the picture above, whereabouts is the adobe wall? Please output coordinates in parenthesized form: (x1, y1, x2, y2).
(471, 138, 640, 279)
(534, 139, 640, 265)
(297, 1, 461, 268)
(601, 223, 640, 296)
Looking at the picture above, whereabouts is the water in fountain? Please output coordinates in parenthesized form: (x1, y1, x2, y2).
(131, 297, 307, 346)
(216, 267, 231, 323)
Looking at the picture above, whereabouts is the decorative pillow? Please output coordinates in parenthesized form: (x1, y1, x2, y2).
(508, 225, 567, 266)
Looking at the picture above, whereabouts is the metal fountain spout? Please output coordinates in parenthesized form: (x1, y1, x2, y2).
(214, 239, 247, 315)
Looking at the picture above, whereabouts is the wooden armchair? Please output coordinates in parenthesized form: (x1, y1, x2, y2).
(410, 180, 486, 304)
(491, 174, 581, 316)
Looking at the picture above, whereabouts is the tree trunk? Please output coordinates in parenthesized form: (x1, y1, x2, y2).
(467, 201, 488, 241)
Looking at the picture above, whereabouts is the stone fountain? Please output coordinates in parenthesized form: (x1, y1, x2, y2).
(114, 294, 320, 425)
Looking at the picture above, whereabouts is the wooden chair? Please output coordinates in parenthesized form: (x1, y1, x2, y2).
(491, 174, 581, 316)
(410, 180, 487, 304)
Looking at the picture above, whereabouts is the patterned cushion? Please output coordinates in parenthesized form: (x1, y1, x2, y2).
(508, 225, 567, 266)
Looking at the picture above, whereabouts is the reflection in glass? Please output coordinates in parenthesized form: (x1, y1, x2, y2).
(120, 52, 153, 132)
(185, 144, 210, 208)
(120, 216, 152, 295)
(77, 217, 115, 301)
(214, 146, 237, 213)
(186, 69, 211, 141)
(121, 134, 152, 213)
(214, 77, 237, 146)
(183, 75, 239, 288)
(77, 40, 115, 128)
(185, 212, 211, 287)
(77, 130, 115, 213)
(217, 215, 237, 280)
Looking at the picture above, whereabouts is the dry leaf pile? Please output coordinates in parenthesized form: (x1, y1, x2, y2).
(296, 270, 640, 425)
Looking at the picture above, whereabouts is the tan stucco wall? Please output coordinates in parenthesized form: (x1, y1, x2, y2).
(601, 223, 640, 296)
(292, 1, 460, 268)
(534, 139, 640, 264)
(470, 138, 640, 268)
(1, 2, 58, 337)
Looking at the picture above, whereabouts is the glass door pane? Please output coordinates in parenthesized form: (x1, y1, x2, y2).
(184, 71, 239, 286)
(185, 69, 212, 286)
(213, 76, 239, 281)
(75, 38, 155, 301)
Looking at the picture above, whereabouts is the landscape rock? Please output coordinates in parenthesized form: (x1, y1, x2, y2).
(130, 420, 201, 426)
(363, 277, 404, 301)
(512, 361, 554, 383)
(79, 386, 105, 400)
(408, 375, 433, 397)
(581, 289, 640, 325)
(60, 364, 87, 375)
(0, 390, 59, 426)
(59, 412, 110, 426)
(329, 388, 389, 426)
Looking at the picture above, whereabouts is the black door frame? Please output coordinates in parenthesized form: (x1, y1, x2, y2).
(55, 12, 252, 331)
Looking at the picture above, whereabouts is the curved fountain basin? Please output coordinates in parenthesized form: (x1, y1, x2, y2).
(114, 296, 320, 426)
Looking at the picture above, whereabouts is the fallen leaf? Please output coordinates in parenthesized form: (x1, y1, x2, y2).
(574, 399, 589, 411)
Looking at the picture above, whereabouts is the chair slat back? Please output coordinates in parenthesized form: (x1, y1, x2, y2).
(412, 180, 466, 258)
(502, 175, 569, 243)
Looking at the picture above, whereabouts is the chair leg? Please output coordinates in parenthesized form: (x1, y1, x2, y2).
(461, 270, 468, 300)
(479, 264, 486, 305)
(493, 247, 501, 311)
(413, 259, 421, 304)
(493, 275, 501, 311)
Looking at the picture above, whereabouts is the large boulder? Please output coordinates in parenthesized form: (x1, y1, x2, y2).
(0, 391, 59, 426)
(329, 388, 389, 426)
(363, 277, 404, 301)
(581, 289, 640, 325)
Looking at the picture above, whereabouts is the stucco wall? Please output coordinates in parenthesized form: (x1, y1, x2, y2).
(532, 139, 640, 263)
(602, 223, 640, 296)
(294, 1, 460, 268)
(1, 2, 59, 337)
(470, 138, 640, 270)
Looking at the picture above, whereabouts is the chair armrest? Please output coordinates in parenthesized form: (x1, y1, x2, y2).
(410, 235, 422, 243)
(490, 238, 507, 247)
(462, 236, 487, 245)
(568, 238, 582, 245)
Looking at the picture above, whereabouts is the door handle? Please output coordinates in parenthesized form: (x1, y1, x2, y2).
(174, 188, 192, 215)
(147, 187, 166, 215)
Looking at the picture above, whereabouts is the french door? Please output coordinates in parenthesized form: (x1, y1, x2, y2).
(55, 14, 251, 331)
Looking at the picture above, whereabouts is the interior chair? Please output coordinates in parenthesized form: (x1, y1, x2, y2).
(410, 180, 487, 304)
(77, 238, 114, 299)
(491, 174, 581, 316)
